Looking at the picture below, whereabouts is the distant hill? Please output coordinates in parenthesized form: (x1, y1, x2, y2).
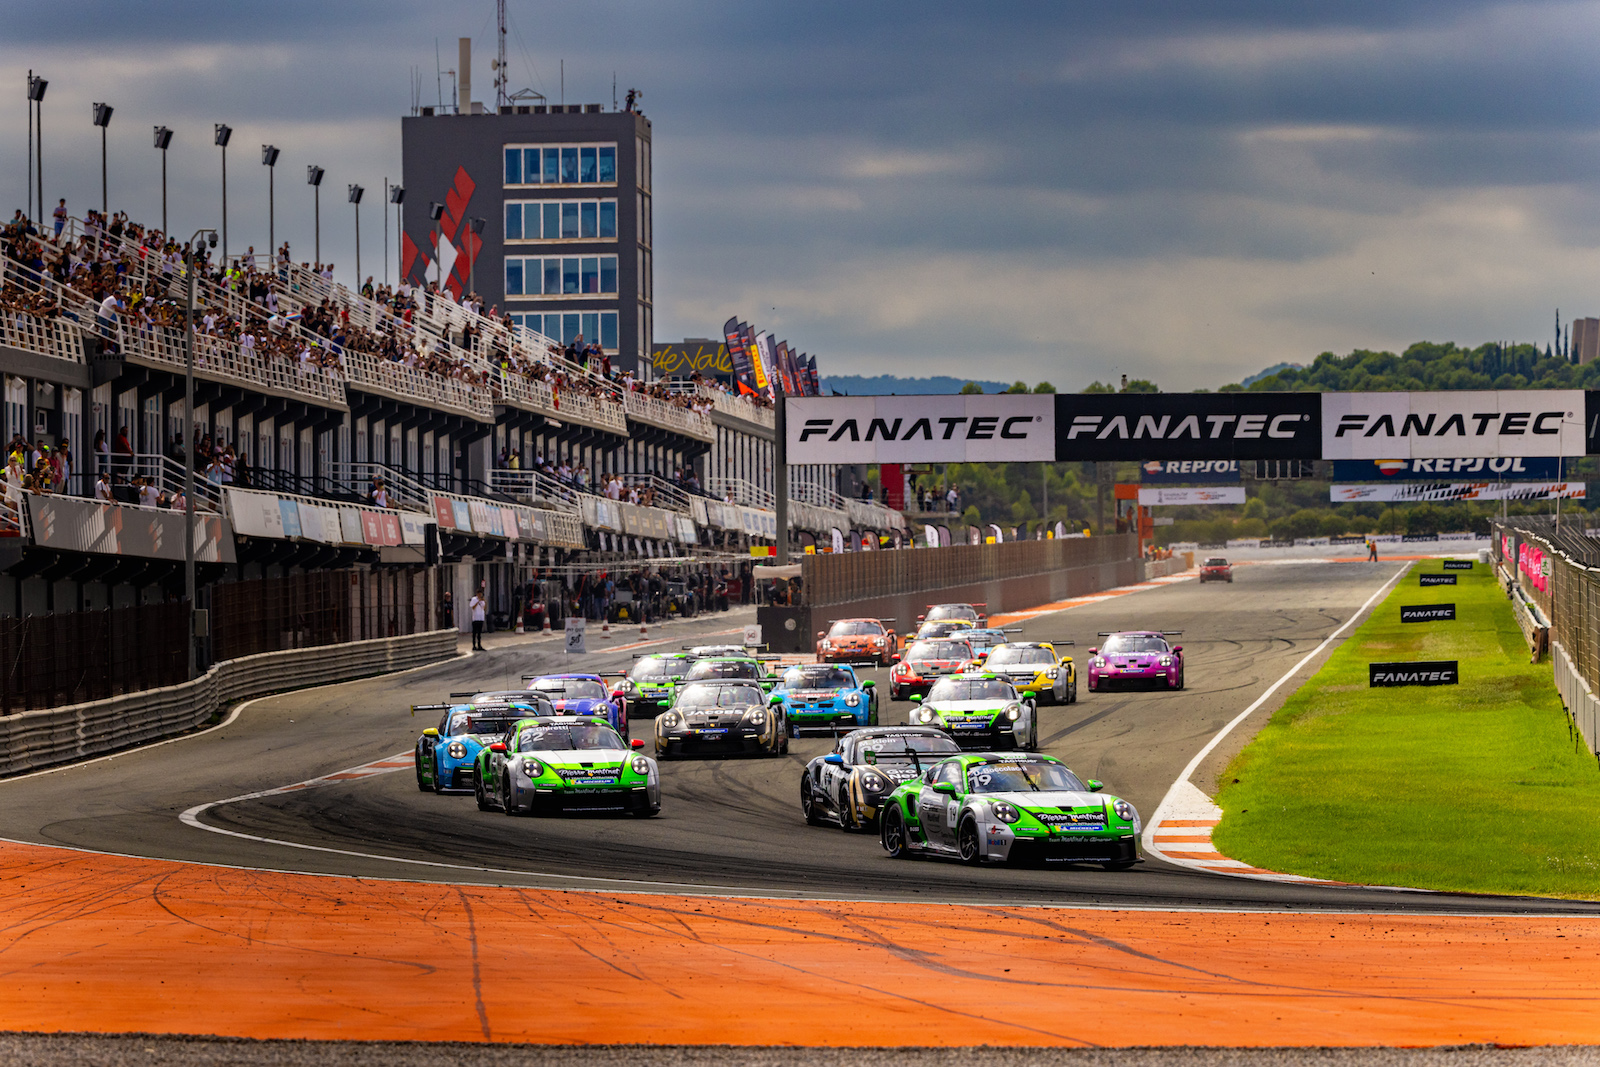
(1240, 362, 1302, 387)
(820, 374, 1010, 395)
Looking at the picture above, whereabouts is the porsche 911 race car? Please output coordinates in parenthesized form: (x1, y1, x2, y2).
(815, 618, 898, 665)
(414, 701, 532, 794)
(919, 603, 987, 627)
(955, 627, 1022, 663)
(980, 642, 1076, 705)
(800, 726, 960, 831)
(890, 637, 978, 700)
(654, 680, 788, 758)
(684, 644, 755, 659)
(613, 652, 696, 718)
(474, 714, 659, 816)
(901, 618, 977, 650)
(680, 655, 779, 689)
(1085, 631, 1184, 691)
(771, 662, 879, 734)
(908, 673, 1038, 750)
(878, 752, 1141, 868)
(523, 673, 629, 735)
(1199, 557, 1233, 583)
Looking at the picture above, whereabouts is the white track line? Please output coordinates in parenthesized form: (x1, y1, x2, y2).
(1141, 562, 1412, 884)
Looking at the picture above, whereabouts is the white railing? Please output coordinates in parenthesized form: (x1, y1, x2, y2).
(549, 386, 629, 434)
(325, 461, 434, 514)
(340, 345, 493, 421)
(623, 391, 715, 441)
(707, 476, 775, 510)
(0, 302, 86, 365)
(0, 484, 28, 539)
(790, 478, 848, 510)
(492, 371, 629, 434)
(488, 467, 584, 513)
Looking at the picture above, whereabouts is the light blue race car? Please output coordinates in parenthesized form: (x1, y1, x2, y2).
(770, 662, 880, 736)
(413, 700, 542, 794)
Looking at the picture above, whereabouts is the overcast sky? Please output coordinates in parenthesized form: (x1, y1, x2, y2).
(4, 1, 1598, 390)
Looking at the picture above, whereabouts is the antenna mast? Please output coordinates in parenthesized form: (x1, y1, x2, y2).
(495, 0, 509, 108)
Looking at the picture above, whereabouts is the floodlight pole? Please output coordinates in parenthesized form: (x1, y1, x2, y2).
(774, 373, 788, 565)
(184, 227, 217, 680)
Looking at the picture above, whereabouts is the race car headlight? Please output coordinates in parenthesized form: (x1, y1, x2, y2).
(1113, 799, 1138, 823)
(447, 741, 467, 759)
(631, 756, 651, 775)
(916, 708, 936, 723)
(992, 801, 1020, 824)
(660, 712, 680, 729)
(1093, 657, 1106, 668)
(1004, 705, 1021, 721)
(747, 710, 766, 724)
(819, 640, 831, 651)
(873, 637, 885, 646)
(519, 757, 543, 778)
(1159, 656, 1173, 666)
(859, 772, 889, 793)
(844, 692, 861, 707)
(1045, 668, 1058, 678)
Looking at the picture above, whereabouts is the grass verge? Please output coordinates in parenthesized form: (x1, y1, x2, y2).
(1212, 562, 1600, 898)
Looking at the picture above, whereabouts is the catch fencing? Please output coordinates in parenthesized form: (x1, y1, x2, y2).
(0, 602, 188, 715)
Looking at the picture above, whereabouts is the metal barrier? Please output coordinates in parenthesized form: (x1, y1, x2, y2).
(623, 391, 715, 441)
(1553, 639, 1600, 761)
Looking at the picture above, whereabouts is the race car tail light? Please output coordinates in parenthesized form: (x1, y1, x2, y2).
(630, 756, 651, 774)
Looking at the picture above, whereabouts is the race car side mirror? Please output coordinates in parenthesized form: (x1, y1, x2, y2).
(1172, 646, 1182, 653)
(768, 694, 783, 705)
(422, 728, 439, 737)
(908, 694, 923, 703)
(823, 754, 844, 766)
(671, 676, 683, 682)
(816, 631, 825, 639)
(888, 652, 900, 663)
(489, 742, 507, 752)
(1086, 779, 1103, 792)
(861, 680, 875, 688)
(1087, 647, 1098, 655)
(931, 781, 957, 795)
(916, 614, 925, 622)
(631, 739, 645, 749)
(1021, 691, 1036, 700)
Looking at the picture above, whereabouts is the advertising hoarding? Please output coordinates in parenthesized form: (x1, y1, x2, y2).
(1322, 391, 1586, 459)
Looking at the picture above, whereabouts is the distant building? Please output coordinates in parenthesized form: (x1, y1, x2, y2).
(401, 102, 653, 372)
(1573, 317, 1599, 365)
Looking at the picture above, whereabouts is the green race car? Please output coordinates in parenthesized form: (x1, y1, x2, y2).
(878, 752, 1140, 869)
(474, 714, 660, 816)
(907, 673, 1039, 751)
(679, 655, 780, 690)
(615, 652, 696, 718)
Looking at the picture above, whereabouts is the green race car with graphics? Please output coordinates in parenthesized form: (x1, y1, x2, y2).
(474, 714, 660, 816)
(616, 652, 696, 718)
(879, 752, 1141, 868)
(907, 673, 1039, 750)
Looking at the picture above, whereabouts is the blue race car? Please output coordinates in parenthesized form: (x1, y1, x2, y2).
(414, 700, 536, 794)
(957, 627, 1023, 664)
(770, 662, 879, 736)
(523, 673, 628, 737)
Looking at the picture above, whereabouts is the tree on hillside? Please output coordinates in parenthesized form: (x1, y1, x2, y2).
(1033, 381, 1057, 393)
(1121, 379, 1159, 393)
(959, 381, 985, 394)
(1082, 381, 1115, 393)
(1004, 381, 1030, 393)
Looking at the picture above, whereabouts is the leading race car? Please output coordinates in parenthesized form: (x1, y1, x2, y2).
(815, 618, 898, 666)
(800, 726, 961, 831)
(879, 752, 1141, 869)
(771, 662, 879, 734)
(908, 673, 1038, 750)
(654, 680, 788, 758)
(614, 652, 696, 719)
(919, 603, 987, 627)
(680, 655, 780, 690)
(414, 701, 531, 794)
(980, 641, 1076, 705)
(523, 673, 629, 736)
(1199, 557, 1234, 583)
(474, 714, 659, 816)
(891, 637, 978, 701)
(1085, 631, 1184, 691)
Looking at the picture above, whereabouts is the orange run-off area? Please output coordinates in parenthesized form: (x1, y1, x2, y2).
(3, 841, 1599, 1047)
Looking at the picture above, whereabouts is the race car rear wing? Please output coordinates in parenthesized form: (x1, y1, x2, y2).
(1095, 632, 1181, 637)
(412, 700, 529, 717)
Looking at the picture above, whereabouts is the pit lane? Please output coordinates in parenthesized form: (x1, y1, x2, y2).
(5, 562, 1597, 916)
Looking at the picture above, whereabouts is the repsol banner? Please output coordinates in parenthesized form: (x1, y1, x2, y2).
(1140, 460, 1241, 483)
(1400, 604, 1457, 622)
(1419, 574, 1457, 586)
(787, 395, 1054, 463)
(1331, 457, 1565, 480)
(1442, 560, 1473, 571)
(1056, 393, 1320, 461)
(1323, 391, 1588, 459)
(1369, 660, 1459, 686)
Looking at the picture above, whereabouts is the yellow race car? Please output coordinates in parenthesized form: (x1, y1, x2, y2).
(978, 641, 1077, 705)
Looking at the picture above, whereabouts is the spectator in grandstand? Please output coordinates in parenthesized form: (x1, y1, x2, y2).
(946, 485, 960, 513)
(94, 469, 112, 501)
(92, 429, 107, 474)
(52, 199, 66, 238)
(114, 426, 133, 477)
(135, 476, 158, 508)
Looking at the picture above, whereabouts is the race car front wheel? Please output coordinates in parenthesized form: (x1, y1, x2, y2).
(801, 780, 826, 826)
(881, 807, 912, 859)
(838, 786, 859, 832)
(414, 754, 430, 792)
(475, 777, 492, 812)
(957, 816, 984, 866)
(431, 761, 447, 795)
(1102, 860, 1136, 871)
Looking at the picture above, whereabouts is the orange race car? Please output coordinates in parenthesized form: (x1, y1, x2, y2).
(816, 618, 899, 666)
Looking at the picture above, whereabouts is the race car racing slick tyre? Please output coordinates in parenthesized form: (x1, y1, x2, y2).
(881, 807, 913, 859)
(475, 777, 493, 812)
(1176, 669, 1186, 691)
(838, 786, 859, 832)
(1067, 681, 1078, 705)
(431, 763, 447, 795)
(632, 805, 660, 818)
(957, 816, 984, 866)
(501, 778, 522, 816)
(801, 780, 826, 826)
(868, 701, 879, 727)
(415, 756, 430, 792)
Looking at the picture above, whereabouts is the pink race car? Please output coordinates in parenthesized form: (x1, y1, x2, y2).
(1086, 631, 1184, 691)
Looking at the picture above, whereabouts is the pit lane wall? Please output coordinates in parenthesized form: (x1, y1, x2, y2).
(758, 535, 1140, 652)
(0, 629, 457, 777)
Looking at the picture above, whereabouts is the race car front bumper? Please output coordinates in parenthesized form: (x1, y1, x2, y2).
(788, 708, 867, 733)
(1089, 668, 1178, 690)
(437, 762, 477, 792)
(981, 824, 1139, 865)
(656, 728, 776, 758)
(514, 783, 660, 814)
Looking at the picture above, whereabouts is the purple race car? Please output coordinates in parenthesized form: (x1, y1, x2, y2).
(1085, 631, 1184, 692)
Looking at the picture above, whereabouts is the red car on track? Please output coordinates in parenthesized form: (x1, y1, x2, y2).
(1199, 557, 1233, 583)
(816, 618, 898, 666)
(890, 637, 978, 701)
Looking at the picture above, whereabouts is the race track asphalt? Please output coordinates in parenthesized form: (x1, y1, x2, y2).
(4, 560, 1596, 917)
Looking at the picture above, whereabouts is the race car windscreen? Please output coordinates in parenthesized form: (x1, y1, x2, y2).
(854, 735, 961, 762)
(967, 761, 1086, 794)
(1100, 635, 1169, 655)
(529, 678, 609, 700)
(684, 659, 761, 681)
(963, 631, 1007, 649)
(926, 678, 1015, 703)
(1204, 558, 1228, 567)
(629, 656, 681, 683)
(907, 640, 974, 662)
(446, 710, 520, 736)
(926, 605, 978, 622)
(782, 666, 855, 690)
(986, 646, 1055, 667)
(828, 621, 883, 637)
(516, 723, 626, 751)
(675, 683, 764, 709)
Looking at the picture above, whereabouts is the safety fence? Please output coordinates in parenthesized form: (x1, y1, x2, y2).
(1493, 518, 1600, 759)
(802, 534, 1137, 607)
(0, 628, 458, 777)
(211, 568, 440, 660)
(0, 602, 188, 715)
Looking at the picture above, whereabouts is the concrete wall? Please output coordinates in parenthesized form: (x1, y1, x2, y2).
(0, 629, 458, 777)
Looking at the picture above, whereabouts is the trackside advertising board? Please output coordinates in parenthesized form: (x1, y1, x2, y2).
(1369, 660, 1459, 687)
(1322, 391, 1587, 459)
(787, 395, 1054, 463)
(1400, 604, 1457, 622)
(1140, 460, 1241, 483)
(1330, 457, 1566, 480)
(1056, 393, 1321, 461)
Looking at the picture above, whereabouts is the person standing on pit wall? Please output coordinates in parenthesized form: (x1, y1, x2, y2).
(470, 584, 487, 651)
(1367, 538, 1378, 563)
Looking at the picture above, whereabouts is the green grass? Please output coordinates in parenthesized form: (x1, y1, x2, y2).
(1212, 564, 1600, 899)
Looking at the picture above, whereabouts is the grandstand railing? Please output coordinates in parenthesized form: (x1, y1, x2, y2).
(661, 380, 775, 429)
(487, 467, 584, 513)
(623, 391, 715, 441)
(0, 486, 28, 539)
(790, 478, 848, 511)
(706, 476, 775, 510)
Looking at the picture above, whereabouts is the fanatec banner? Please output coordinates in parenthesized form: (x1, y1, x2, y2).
(787, 395, 1055, 463)
(1322, 391, 1589, 459)
(1369, 660, 1459, 686)
(1056, 393, 1321, 461)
